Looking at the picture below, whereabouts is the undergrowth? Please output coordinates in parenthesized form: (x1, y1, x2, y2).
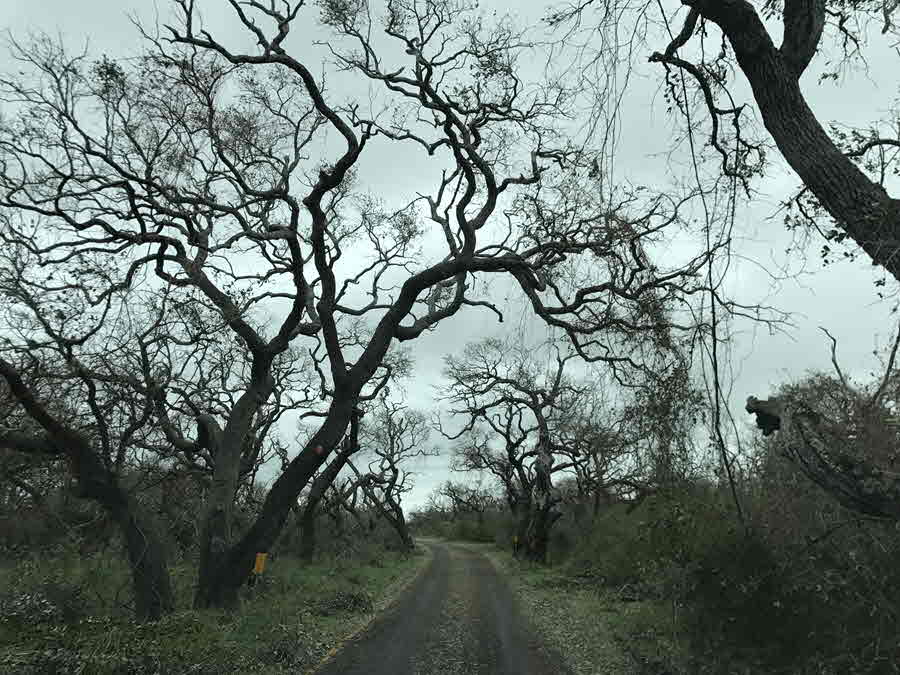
(0, 539, 426, 674)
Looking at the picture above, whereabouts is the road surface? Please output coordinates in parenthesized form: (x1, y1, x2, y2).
(312, 540, 572, 675)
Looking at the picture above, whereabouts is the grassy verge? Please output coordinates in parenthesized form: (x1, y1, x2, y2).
(0, 543, 431, 674)
(455, 541, 681, 675)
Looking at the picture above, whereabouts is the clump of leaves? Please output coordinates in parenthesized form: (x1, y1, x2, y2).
(0, 579, 86, 626)
(313, 590, 373, 616)
(0, 590, 64, 625)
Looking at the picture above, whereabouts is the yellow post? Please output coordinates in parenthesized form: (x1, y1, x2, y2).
(253, 552, 268, 575)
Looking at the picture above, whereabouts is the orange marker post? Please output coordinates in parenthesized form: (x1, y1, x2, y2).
(248, 552, 268, 589)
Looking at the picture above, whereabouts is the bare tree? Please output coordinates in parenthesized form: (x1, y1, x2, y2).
(0, 360, 69, 514)
(0, 239, 313, 616)
(0, 0, 713, 607)
(320, 473, 373, 542)
(438, 338, 606, 561)
(550, 0, 900, 278)
(436, 480, 498, 524)
(349, 396, 435, 550)
(0, 357, 175, 620)
(554, 387, 644, 518)
(0, 265, 185, 619)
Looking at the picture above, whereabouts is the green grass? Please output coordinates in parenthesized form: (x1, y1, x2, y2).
(0, 544, 430, 674)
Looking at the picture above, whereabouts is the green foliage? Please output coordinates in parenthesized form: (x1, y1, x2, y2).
(413, 511, 500, 543)
(553, 483, 900, 674)
(562, 504, 648, 586)
(449, 515, 497, 542)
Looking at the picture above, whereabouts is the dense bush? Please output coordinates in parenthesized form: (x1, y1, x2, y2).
(275, 505, 407, 566)
(579, 486, 900, 673)
(411, 509, 501, 543)
(561, 504, 647, 586)
(451, 514, 499, 543)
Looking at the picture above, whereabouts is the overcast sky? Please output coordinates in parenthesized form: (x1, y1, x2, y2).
(4, 0, 898, 510)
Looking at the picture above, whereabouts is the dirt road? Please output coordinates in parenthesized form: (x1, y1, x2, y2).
(312, 540, 572, 675)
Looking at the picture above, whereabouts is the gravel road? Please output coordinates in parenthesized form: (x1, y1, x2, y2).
(312, 540, 572, 675)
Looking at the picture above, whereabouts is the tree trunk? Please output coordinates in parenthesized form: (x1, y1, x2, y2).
(388, 513, 414, 551)
(390, 506, 414, 551)
(513, 468, 560, 564)
(298, 412, 361, 563)
(360, 484, 415, 552)
(112, 495, 175, 621)
(0, 441, 173, 620)
(692, 0, 900, 280)
(194, 429, 246, 610)
(194, 371, 274, 610)
(299, 504, 317, 563)
(0, 363, 174, 621)
(512, 501, 530, 558)
(193, 396, 358, 607)
(519, 497, 559, 563)
(516, 433, 560, 563)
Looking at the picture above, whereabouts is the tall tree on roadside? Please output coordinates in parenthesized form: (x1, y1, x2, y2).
(439, 339, 641, 562)
(554, 386, 644, 518)
(0, 360, 176, 621)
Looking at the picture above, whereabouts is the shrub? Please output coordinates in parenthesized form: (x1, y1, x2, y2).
(563, 504, 649, 587)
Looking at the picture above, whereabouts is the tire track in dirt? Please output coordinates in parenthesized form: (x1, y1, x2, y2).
(312, 542, 450, 675)
(313, 541, 571, 675)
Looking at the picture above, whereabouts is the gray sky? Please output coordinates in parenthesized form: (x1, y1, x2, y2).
(4, 0, 898, 511)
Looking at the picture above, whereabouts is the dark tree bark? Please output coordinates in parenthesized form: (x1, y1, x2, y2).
(298, 410, 362, 562)
(192, 395, 358, 609)
(357, 476, 416, 552)
(520, 501, 561, 563)
(298, 504, 318, 563)
(395, 511, 414, 551)
(512, 501, 529, 558)
(673, 0, 900, 280)
(518, 434, 561, 563)
(112, 495, 175, 621)
(381, 496, 415, 551)
(514, 492, 563, 563)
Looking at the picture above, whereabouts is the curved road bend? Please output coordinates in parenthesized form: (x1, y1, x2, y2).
(312, 540, 572, 675)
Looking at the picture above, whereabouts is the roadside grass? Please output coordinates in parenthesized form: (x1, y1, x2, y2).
(0, 541, 431, 674)
(454, 540, 685, 675)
